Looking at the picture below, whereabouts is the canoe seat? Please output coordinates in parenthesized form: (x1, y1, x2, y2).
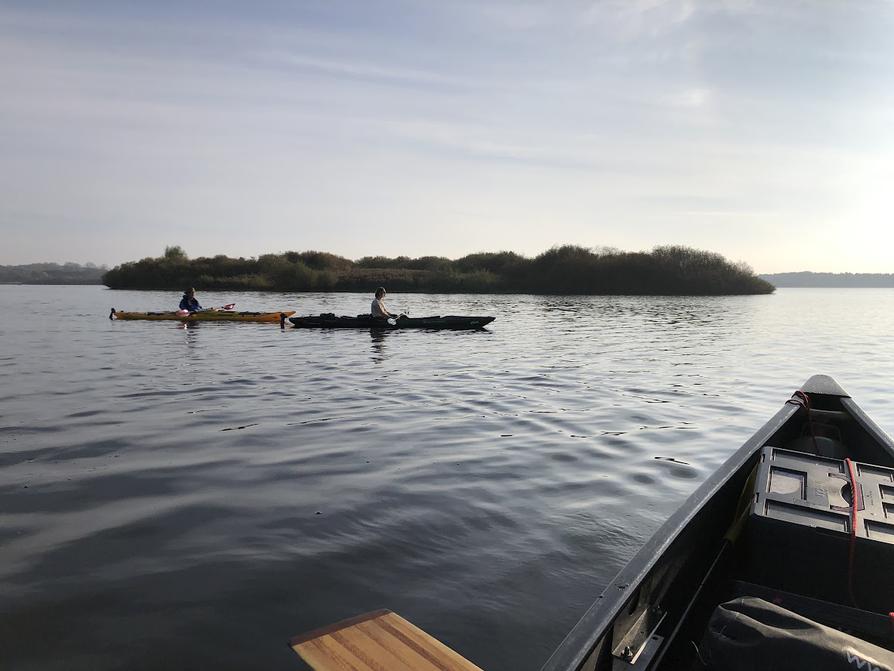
(289, 609, 484, 671)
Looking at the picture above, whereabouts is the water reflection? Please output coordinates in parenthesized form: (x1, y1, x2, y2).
(180, 321, 202, 351)
(369, 328, 392, 363)
(538, 294, 736, 323)
(534, 295, 742, 350)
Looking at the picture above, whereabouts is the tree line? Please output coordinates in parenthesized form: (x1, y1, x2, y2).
(102, 245, 775, 295)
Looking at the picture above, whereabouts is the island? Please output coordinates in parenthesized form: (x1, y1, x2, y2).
(102, 245, 774, 295)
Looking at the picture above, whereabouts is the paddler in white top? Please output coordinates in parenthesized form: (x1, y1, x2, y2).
(371, 287, 398, 319)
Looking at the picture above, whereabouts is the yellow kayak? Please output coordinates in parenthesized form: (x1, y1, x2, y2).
(110, 309, 295, 323)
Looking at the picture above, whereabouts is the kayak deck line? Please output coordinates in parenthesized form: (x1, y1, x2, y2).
(289, 609, 484, 671)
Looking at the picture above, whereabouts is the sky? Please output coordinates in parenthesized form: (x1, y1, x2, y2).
(1, 1, 893, 273)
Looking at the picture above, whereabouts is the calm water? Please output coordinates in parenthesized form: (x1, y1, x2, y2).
(1, 285, 893, 670)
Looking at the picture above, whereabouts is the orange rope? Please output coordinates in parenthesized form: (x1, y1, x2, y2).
(787, 390, 819, 454)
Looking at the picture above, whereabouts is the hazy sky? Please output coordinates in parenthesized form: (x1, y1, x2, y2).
(2, 1, 892, 272)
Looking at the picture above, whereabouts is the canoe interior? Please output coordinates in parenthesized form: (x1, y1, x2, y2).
(541, 375, 894, 671)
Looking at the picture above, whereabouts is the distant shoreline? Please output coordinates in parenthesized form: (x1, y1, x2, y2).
(6, 266, 890, 290)
(760, 272, 894, 288)
(1, 281, 103, 286)
(0, 263, 105, 285)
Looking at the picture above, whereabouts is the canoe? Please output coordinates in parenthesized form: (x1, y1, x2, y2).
(288, 314, 495, 330)
(110, 308, 295, 323)
(540, 375, 894, 670)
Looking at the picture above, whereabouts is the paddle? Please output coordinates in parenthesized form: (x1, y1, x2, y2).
(175, 303, 236, 317)
(199, 302, 237, 312)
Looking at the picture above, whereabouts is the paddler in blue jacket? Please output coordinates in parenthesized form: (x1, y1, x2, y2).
(179, 288, 203, 312)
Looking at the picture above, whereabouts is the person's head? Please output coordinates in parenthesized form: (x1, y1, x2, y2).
(184, 287, 195, 297)
(375, 287, 386, 299)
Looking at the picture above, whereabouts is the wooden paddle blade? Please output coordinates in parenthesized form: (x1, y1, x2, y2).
(289, 609, 484, 671)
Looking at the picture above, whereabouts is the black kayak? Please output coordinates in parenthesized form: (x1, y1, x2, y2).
(288, 314, 495, 330)
(541, 375, 894, 671)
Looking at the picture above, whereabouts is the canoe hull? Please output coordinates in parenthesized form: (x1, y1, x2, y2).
(540, 375, 894, 671)
(289, 315, 495, 330)
(111, 310, 295, 323)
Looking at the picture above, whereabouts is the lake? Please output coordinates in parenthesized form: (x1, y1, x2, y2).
(1, 285, 893, 670)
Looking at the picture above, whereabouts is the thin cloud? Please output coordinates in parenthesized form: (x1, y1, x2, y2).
(260, 52, 477, 89)
(665, 87, 711, 108)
